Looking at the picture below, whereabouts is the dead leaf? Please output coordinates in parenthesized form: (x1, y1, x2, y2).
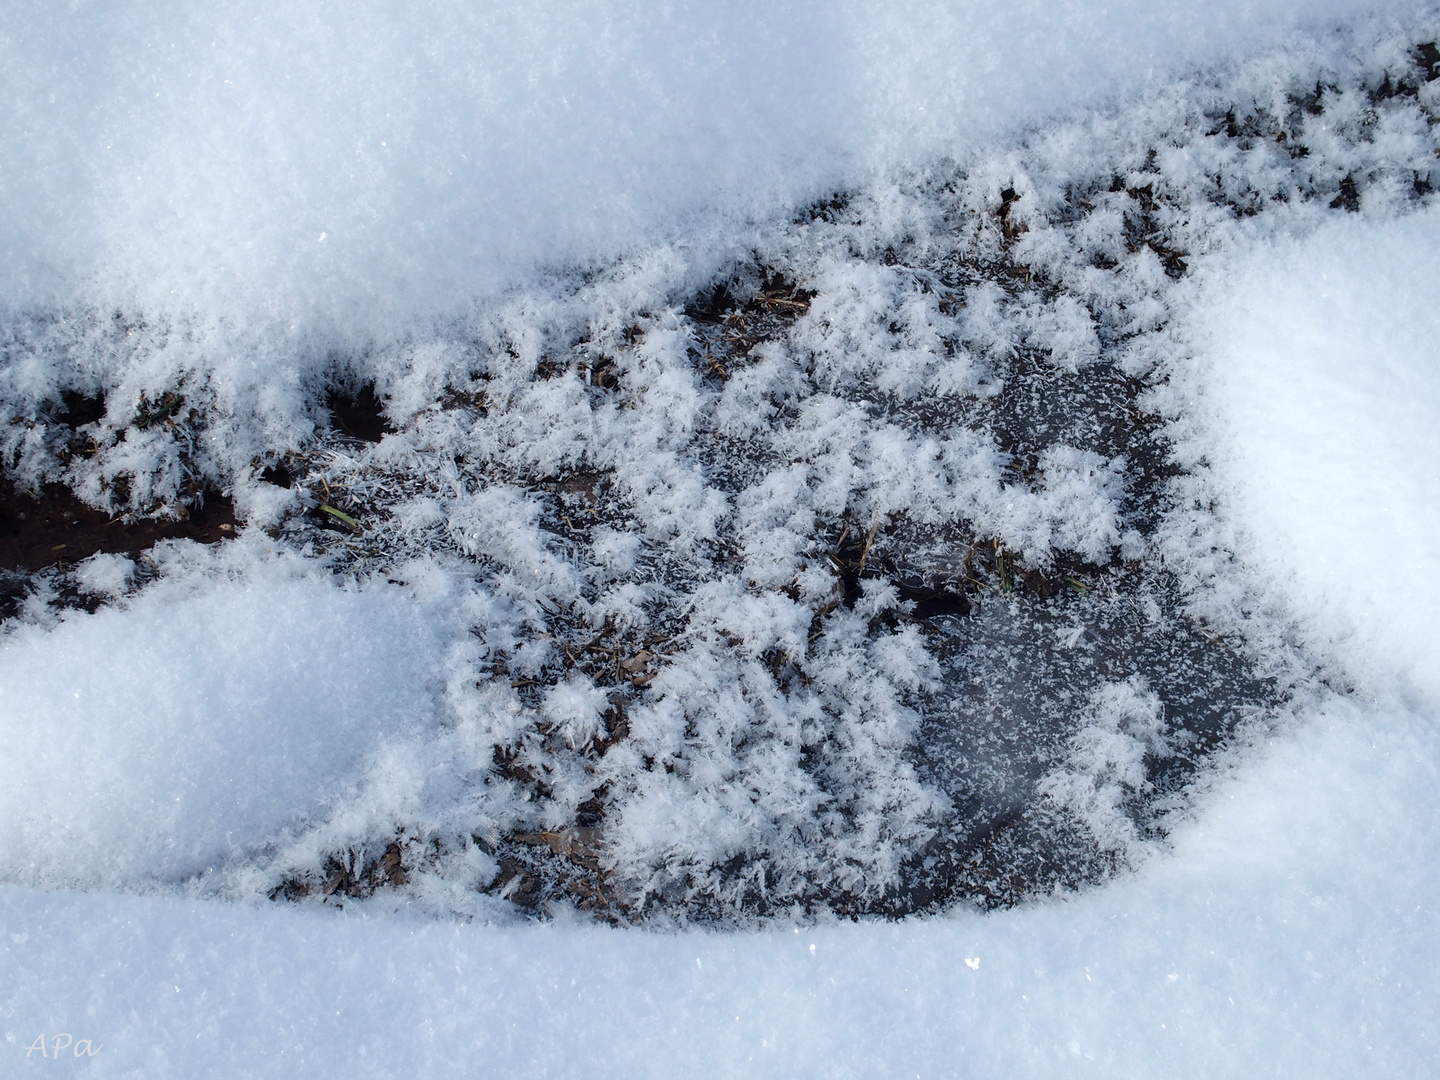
(515, 828, 603, 871)
(380, 841, 406, 886)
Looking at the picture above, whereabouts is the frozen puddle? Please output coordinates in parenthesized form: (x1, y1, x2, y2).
(3, 16, 1439, 920)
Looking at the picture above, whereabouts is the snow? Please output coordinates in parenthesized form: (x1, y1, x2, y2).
(3, 0, 1440, 1073)
(1037, 676, 1174, 853)
(1197, 206, 1440, 708)
(0, 553, 443, 888)
(0, 0, 1428, 457)
(0, 0, 1416, 329)
(3, 699, 1436, 1076)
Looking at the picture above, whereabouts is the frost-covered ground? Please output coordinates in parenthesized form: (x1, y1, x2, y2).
(3, 0, 1440, 1074)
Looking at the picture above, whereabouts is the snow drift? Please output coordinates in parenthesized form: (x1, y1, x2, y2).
(0, 559, 441, 887)
(1196, 206, 1440, 708)
(0, 0, 1424, 338)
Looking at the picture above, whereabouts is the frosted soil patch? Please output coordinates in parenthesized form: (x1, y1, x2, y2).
(0, 562, 443, 888)
(2, 13, 1440, 921)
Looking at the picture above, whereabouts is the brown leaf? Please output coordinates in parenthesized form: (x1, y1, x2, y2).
(496, 860, 541, 907)
(380, 841, 406, 886)
(514, 828, 603, 871)
(619, 650, 653, 673)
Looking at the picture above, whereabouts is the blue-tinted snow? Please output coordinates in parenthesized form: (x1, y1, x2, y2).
(0, 0, 1423, 339)
(1193, 206, 1440, 708)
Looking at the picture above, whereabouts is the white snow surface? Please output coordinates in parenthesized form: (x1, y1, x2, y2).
(5, 139, 1440, 1080)
(0, 553, 442, 887)
(3, 699, 1436, 1077)
(0, 0, 1416, 335)
(3, 2, 1440, 1074)
(1197, 206, 1440, 708)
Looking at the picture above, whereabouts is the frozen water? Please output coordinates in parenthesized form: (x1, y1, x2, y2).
(1, 0, 1420, 336)
(7, 6, 1440, 915)
(2, 1, 1440, 1071)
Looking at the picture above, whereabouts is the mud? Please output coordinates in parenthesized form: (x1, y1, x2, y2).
(0, 480, 237, 574)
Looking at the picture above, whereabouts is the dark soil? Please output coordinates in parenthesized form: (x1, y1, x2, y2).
(327, 383, 391, 443)
(0, 479, 237, 573)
